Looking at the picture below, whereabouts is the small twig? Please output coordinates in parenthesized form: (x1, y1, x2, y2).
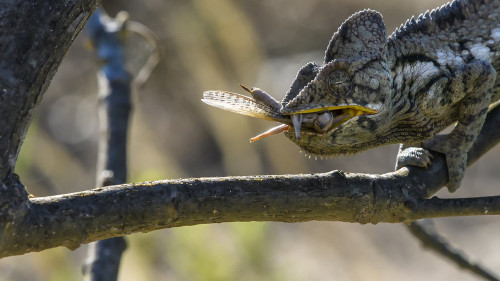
(408, 220, 499, 281)
(125, 20, 161, 89)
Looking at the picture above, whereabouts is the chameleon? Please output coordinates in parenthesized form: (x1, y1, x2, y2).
(202, 0, 500, 192)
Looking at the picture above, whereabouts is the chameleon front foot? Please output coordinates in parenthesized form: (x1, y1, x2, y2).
(396, 142, 465, 192)
(396, 145, 433, 170)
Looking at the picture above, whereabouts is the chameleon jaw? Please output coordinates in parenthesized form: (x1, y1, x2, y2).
(249, 105, 378, 142)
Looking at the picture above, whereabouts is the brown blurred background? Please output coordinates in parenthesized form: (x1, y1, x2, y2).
(1, 0, 500, 280)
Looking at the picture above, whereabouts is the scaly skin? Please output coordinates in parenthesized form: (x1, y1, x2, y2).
(281, 0, 499, 192)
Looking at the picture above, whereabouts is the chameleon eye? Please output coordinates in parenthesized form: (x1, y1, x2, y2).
(327, 70, 351, 95)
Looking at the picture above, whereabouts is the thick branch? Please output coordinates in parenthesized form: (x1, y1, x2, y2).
(0, 172, 498, 257)
(1, 171, 422, 258)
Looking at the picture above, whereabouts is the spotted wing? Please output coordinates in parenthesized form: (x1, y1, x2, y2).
(202, 90, 291, 124)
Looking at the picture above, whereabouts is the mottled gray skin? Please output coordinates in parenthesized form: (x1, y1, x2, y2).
(282, 0, 499, 192)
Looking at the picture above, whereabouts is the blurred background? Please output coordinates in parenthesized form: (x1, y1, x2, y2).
(2, 0, 500, 280)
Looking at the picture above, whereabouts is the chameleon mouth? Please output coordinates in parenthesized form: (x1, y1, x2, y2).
(290, 106, 378, 139)
(250, 105, 378, 142)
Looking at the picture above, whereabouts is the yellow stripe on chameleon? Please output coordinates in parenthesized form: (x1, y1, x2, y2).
(293, 105, 379, 115)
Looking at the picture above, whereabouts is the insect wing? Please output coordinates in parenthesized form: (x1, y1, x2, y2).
(202, 90, 290, 124)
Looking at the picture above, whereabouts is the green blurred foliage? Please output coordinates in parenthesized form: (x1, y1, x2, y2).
(3, 0, 500, 280)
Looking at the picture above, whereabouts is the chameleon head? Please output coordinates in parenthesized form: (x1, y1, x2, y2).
(280, 9, 393, 156)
